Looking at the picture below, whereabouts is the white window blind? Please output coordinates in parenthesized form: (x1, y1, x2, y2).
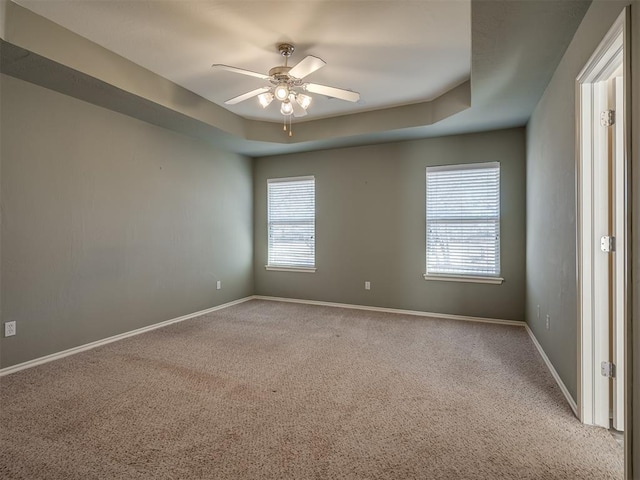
(426, 162, 500, 277)
(267, 176, 315, 269)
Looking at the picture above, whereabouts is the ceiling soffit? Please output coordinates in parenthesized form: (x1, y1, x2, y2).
(1, 1, 591, 156)
(12, 0, 472, 123)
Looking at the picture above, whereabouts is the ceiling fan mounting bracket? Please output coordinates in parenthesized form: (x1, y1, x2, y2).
(278, 43, 295, 58)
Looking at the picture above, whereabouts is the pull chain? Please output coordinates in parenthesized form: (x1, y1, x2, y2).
(283, 115, 293, 136)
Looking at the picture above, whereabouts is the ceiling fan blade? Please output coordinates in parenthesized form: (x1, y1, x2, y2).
(288, 55, 326, 79)
(305, 83, 360, 102)
(225, 87, 270, 105)
(291, 100, 308, 118)
(212, 64, 270, 80)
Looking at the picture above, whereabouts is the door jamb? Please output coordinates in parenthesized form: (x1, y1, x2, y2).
(576, 10, 627, 427)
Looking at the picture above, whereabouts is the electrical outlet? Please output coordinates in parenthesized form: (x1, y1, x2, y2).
(216, 280, 221, 290)
(546, 314, 550, 330)
(4, 321, 16, 337)
(537, 305, 540, 320)
(364, 281, 371, 290)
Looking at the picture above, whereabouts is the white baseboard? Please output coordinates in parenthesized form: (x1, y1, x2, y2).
(252, 295, 525, 326)
(0, 296, 254, 377)
(525, 324, 578, 417)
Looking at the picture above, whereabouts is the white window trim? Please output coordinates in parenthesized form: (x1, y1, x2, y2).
(425, 161, 501, 279)
(267, 175, 316, 271)
(265, 266, 317, 273)
(423, 274, 504, 285)
(267, 175, 315, 184)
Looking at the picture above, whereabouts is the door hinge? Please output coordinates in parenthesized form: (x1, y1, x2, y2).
(600, 110, 615, 127)
(601, 361, 616, 378)
(600, 235, 615, 252)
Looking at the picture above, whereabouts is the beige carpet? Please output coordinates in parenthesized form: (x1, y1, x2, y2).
(0, 300, 623, 479)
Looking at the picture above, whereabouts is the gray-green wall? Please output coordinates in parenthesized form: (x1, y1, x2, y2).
(0, 75, 254, 368)
(254, 128, 526, 321)
(526, 0, 634, 404)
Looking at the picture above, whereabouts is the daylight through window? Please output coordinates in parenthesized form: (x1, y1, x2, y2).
(425, 162, 500, 278)
(267, 176, 315, 270)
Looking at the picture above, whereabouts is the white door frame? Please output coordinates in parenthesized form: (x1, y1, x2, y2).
(576, 10, 628, 428)
(612, 74, 626, 432)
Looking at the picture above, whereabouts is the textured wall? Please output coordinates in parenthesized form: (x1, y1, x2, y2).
(526, 0, 632, 403)
(254, 128, 526, 321)
(0, 75, 254, 368)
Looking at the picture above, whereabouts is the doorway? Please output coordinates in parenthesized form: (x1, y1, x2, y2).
(576, 3, 629, 450)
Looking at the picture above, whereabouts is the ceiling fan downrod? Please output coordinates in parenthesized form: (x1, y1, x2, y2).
(278, 43, 295, 67)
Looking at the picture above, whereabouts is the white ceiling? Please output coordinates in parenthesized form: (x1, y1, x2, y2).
(4, 0, 591, 156)
(14, 0, 471, 123)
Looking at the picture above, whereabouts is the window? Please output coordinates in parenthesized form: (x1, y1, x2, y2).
(267, 176, 316, 272)
(425, 162, 502, 283)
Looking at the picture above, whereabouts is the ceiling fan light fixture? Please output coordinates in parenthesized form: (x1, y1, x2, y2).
(296, 93, 312, 110)
(257, 92, 274, 108)
(212, 44, 360, 136)
(280, 100, 293, 116)
(274, 84, 289, 101)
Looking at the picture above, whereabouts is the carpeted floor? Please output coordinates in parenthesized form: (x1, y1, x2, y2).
(0, 300, 623, 479)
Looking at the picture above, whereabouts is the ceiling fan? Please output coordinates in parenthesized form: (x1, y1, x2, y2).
(212, 43, 360, 125)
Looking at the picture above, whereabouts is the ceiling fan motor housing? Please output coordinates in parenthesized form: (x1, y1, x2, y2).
(269, 63, 304, 87)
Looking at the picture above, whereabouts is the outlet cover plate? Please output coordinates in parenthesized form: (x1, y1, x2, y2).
(5, 321, 16, 337)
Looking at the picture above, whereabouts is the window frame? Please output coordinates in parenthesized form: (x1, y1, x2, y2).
(423, 162, 504, 285)
(265, 175, 316, 273)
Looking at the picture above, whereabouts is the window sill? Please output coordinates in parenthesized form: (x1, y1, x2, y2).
(265, 265, 317, 273)
(423, 274, 504, 285)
